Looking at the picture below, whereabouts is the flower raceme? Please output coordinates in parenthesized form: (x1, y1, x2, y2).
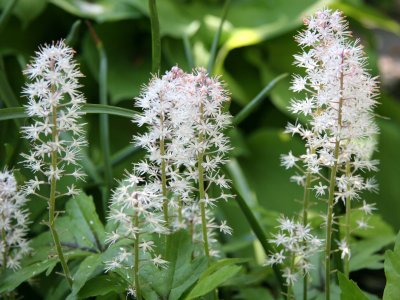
(20, 40, 87, 288)
(279, 8, 380, 298)
(105, 66, 233, 297)
(21, 40, 87, 197)
(0, 170, 31, 271)
(133, 66, 233, 254)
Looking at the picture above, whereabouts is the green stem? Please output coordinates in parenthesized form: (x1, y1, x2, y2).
(197, 104, 210, 262)
(49, 104, 73, 288)
(134, 209, 141, 300)
(159, 119, 169, 228)
(207, 0, 231, 74)
(325, 55, 344, 300)
(287, 253, 296, 300)
(225, 159, 285, 292)
(344, 161, 351, 278)
(1, 222, 7, 273)
(302, 167, 312, 300)
(178, 195, 183, 224)
(198, 149, 209, 260)
(149, 0, 161, 73)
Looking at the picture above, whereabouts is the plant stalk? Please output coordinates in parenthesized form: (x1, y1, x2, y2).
(134, 209, 141, 300)
(49, 103, 73, 288)
(344, 161, 351, 278)
(325, 54, 344, 300)
(302, 167, 312, 300)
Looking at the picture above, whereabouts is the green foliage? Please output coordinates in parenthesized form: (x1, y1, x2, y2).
(185, 259, 244, 299)
(383, 231, 400, 299)
(1, 0, 400, 298)
(338, 272, 369, 300)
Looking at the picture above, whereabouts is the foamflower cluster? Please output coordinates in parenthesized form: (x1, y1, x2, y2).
(0, 170, 31, 270)
(21, 40, 86, 197)
(105, 174, 168, 293)
(265, 217, 322, 286)
(281, 8, 379, 259)
(133, 66, 233, 254)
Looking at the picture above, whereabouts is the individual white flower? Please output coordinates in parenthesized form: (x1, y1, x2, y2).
(0, 169, 31, 270)
(338, 239, 351, 259)
(21, 40, 87, 197)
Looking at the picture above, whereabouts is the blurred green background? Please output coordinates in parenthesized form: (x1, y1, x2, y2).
(0, 0, 400, 253)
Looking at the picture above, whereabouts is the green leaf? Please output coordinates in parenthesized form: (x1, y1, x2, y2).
(338, 272, 368, 300)
(383, 231, 400, 300)
(66, 244, 123, 300)
(350, 235, 395, 271)
(0, 0, 47, 26)
(233, 73, 288, 126)
(78, 274, 128, 298)
(214, 0, 332, 72)
(140, 230, 208, 300)
(65, 192, 106, 251)
(49, 0, 142, 22)
(331, 2, 400, 36)
(167, 231, 208, 300)
(0, 104, 135, 121)
(0, 259, 58, 293)
(239, 129, 308, 215)
(185, 259, 243, 299)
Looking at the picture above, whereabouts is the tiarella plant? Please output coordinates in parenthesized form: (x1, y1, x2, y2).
(0, 2, 395, 300)
(0, 170, 31, 272)
(20, 41, 87, 288)
(106, 66, 233, 298)
(281, 8, 380, 299)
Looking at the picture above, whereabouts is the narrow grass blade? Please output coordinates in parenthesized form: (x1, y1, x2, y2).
(225, 159, 285, 292)
(233, 73, 288, 126)
(0, 104, 135, 121)
(207, 0, 231, 74)
(65, 20, 82, 47)
(0, 0, 18, 33)
(149, 0, 161, 73)
(86, 20, 113, 215)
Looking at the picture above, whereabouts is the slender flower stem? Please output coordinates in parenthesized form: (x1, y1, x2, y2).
(159, 113, 169, 228)
(197, 104, 210, 262)
(133, 209, 141, 300)
(287, 253, 296, 300)
(49, 103, 73, 288)
(178, 195, 183, 224)
(302, 166, 312, 300)
(1, 223, 7, 273)
(325, 54, 344, 300)
(198, 148, 209, 260)
(344, 161, 351, 278)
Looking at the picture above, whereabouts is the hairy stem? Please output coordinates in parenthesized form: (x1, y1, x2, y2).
(1, 222, 7, 273)
(197, 104, 210, 262)
(287, 253, 296, 300)
(134, 209, 141, 300)
(159, 114, 169, 228)
(344, 161, 351, 278)
(302, 164, 312, 300)
(325, 54, 344, 300)
(49, 102, 73, 288)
